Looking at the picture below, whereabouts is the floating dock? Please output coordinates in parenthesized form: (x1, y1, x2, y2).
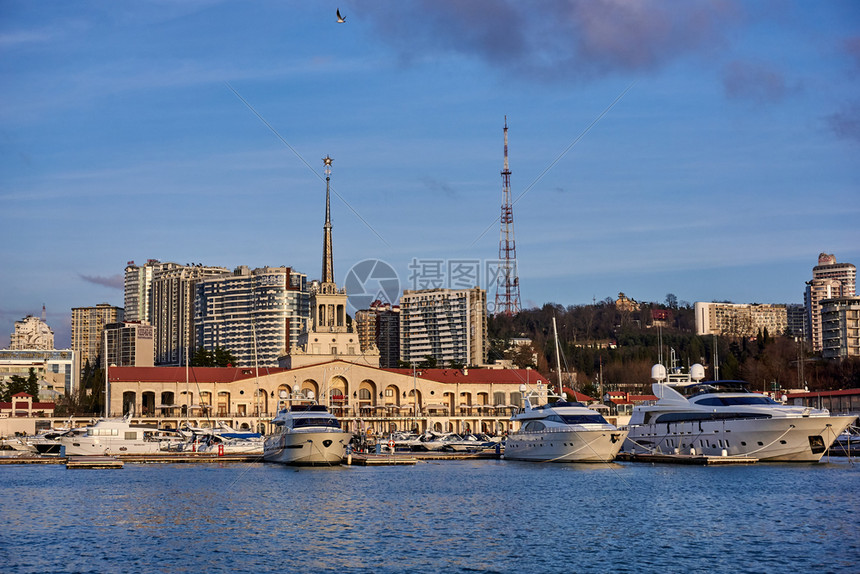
(615, 452, 758, 465)
(347, 454, 417, 466)
(66, 456, 124, 469)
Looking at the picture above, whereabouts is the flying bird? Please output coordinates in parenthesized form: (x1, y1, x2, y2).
(336, 9, 346, 23)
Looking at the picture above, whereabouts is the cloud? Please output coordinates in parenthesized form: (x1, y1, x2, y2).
(0, 29, 54, 48)
(844, 36, 860, 70)
(722, 60, 795, 103)
(358, 0, 742, 80)
(79, 274, 124, 290)
(827, 102, 860, 144)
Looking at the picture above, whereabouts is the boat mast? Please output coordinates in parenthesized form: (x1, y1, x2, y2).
(552, 317, 563, 399)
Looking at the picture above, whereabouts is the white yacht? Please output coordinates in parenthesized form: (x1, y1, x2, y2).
(504, 384, 628, 462)
(263, 392, 352, 465)
(623, 363, 856, 462)
(505, 317, 628, 463)
(56, 415, 183, 456)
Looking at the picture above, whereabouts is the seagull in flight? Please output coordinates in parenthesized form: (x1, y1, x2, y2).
(336, 9, 346, 23)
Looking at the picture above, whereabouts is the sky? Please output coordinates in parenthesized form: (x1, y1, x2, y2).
(2, 0, 859, 349)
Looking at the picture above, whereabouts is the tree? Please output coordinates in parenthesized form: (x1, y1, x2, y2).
(190, 346, 237, 367)
(1, 368, 40, 401)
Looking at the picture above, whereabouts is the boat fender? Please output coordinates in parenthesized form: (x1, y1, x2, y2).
(721, 448, 728, 457)
(689, 447, 696, 456)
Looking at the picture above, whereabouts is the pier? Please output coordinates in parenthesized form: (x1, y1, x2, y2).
(615, 452, 759, 465)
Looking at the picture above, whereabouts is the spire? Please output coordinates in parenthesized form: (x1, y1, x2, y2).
(321, 155, 335, 286)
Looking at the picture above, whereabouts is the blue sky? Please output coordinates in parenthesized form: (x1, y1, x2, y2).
(2, 0, 859, 348)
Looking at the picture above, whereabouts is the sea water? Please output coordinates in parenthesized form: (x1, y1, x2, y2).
(1, 459, 858, 573)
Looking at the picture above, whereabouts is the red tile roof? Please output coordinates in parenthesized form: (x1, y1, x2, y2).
(786, 388, 860, 398)
(108, 366, 287, 384)
(385, 367, 549, 386)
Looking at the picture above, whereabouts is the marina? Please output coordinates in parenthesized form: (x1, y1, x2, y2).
(2, 458, 858, 574)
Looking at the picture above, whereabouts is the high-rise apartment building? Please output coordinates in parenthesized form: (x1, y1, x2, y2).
(105, 322, 154, 367)
(694, 302, 790, 338)
(151, 264, 229, 365)
(355, 301, 400, 368)
(786, 304, 806, 338)
(124, 259, 182, 323)
(400, 287, 487, 367)
(820, 297, 860, 359)
(9, 314, 54, 350)
(71, 303, 124, 370)
(195, 266, 309, 368)
(805, 253, 856, 352)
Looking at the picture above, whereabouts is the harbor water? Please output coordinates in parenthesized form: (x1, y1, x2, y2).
(2, 459, 858, 573)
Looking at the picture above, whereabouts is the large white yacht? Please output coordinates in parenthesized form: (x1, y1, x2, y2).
(263, 392, 352, 465)
(623, 363, 856, 462)
(504, 383, 628, 462)
(56, 415, 183, 456)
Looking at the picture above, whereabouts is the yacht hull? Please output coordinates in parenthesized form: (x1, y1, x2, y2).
(263, 430, 351, 465)
(504, 428, 628, 462)
(624, 415, 855, 462)
(58, 437, 171, 456)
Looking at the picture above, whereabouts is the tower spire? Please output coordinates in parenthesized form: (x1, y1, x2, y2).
(321, 155, 334, 286)
(494, 117, 521, 316)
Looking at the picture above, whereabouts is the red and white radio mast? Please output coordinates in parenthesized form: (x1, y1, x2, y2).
(494, 117, 521, 316)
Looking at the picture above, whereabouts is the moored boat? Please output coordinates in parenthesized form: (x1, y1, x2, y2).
(504, 385, 628, 462)
(263, 391, 352, 465)
(504, 317, 627, 463)
(622, 363, 856, 462)
(56, 415, 184, 456)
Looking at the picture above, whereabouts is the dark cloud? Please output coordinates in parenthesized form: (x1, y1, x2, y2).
(79, 274, 124, 290)
(827, 102, 860, 144)
(722, 60, 794, 103)
(358, 0, 743, 80)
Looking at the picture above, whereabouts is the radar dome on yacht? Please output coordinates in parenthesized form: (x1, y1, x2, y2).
(519, 384, 527, 393)
(306, 390, 315, 400)
(279, 390, 288, 399)
(651, 364, 667, 382)
(690, 363, 705, 381)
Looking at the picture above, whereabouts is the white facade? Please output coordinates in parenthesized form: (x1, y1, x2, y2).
(400, 287, 488, 367)
(124, 260, 182, 323)
(805, 253, 856, 352)
(196, 266, 309, 368)
(695, 302, 789, 337)
(9, 315, 54, 350)
(820, 297, 860, 359)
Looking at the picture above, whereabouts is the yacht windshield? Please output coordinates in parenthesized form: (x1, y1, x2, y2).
(547, 414, 608, 425)
(293, 418, 341, 429)
(694, 396, 779, 406)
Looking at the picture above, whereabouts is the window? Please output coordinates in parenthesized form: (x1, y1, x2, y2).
(385, 388, 394, 397)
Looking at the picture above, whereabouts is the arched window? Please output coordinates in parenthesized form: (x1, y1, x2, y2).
(359, 388, 372, 400)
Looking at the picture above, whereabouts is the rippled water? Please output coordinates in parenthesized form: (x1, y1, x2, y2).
(2, 458, 859, 573)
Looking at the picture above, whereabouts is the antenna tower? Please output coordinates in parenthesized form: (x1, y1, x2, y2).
(494, 116, 521, 316)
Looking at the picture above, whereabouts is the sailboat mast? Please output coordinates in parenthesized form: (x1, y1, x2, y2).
(552, 317, 563, 398)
